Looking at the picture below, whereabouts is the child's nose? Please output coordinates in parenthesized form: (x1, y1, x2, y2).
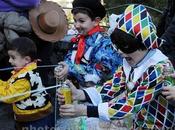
(74, 23, 80, 29)
(8, 58, 12, 63)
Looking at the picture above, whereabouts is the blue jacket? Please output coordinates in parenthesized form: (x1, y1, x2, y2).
(65, 32, 122, 87)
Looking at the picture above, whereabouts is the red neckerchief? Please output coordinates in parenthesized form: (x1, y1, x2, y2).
(71, 25, 104, 64)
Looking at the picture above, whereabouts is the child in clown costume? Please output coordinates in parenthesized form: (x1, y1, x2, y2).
(58, 4, 175, 130)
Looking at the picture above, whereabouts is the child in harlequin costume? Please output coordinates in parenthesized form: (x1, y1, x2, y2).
(54, 0, 122, 88)
(0, 37, 54, 130)
(58, 4, 175, 130)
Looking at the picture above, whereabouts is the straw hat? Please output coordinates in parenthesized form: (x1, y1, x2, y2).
(29, 1, 68, 42)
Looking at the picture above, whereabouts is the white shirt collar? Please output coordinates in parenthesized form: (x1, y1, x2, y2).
(123, 49, 168, 83)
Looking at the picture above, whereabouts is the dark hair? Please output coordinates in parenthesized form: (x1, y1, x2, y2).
(7, 37, 37, 61)
(72, 8, 95, 20)
(71, 0, 106, 20)
(110, 28, 147, 54)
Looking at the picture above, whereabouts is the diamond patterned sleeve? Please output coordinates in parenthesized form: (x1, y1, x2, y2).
(97, 66, 126, 102)
(105, 65, 164, 120)
(0, 78, 31, 103)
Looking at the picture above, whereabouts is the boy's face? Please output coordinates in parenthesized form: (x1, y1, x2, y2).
(73, 13, 98, 35)
(117, 48, 147, 67)
(8, 50, 31, 71)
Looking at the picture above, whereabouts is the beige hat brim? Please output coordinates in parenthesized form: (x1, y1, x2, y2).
(29, 1, 68, 42)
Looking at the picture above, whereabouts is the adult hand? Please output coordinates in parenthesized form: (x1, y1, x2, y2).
(162, 86, 175, 101)
(59, 104, 87, 117)
(170, 72, 175, 78)
(57, 80, 86, 104)
(54, 61, 68, 81)
(162, 72, 175, 101)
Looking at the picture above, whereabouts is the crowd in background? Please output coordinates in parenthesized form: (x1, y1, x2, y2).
(0, 0, 175, 130)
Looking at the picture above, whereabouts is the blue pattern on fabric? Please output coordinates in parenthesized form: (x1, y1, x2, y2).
(65, 32, 122, 86)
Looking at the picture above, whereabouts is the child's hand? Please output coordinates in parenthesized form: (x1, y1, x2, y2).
(66, 80, 86, 101)
(57, 80, 86, 104)
(59, 104, 87, 117)
(57, 88, 65, 105)
(54, 62, 68, 81)
(170, 72, 175, 78)
(162, 86, 175, 101)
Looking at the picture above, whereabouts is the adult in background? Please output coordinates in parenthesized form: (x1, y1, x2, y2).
(0, 0, 68, 87)
(157, 0, 175, 67)
(28, 0, 68, 87)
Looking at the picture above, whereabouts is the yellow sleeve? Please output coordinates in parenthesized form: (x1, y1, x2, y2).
(0, 79, 31, 103)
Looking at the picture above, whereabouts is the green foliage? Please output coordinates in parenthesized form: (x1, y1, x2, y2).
(64, 0, 167, 29)
(103, 0, 167, 27)
(104, 0, 166, 11)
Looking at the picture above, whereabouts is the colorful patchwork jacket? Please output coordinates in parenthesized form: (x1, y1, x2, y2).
(0, 62, 52, 122)
(65, 32, 122, 87)
(85, 49, 175, 129)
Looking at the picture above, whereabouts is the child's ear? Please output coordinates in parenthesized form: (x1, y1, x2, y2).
(25, 56, 32, 64)
(94, 17, 101, 26)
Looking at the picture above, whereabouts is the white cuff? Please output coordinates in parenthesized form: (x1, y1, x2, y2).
(98, 102, 110, 121)
(84, 87, 102, 105)
(84, 74, 100, 84)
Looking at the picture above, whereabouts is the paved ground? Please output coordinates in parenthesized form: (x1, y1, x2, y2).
(0, 103, 15, 130)
(0, 102, 131, 130)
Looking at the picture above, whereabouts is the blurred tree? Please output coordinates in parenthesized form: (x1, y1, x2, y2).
(104, 0, 166, 10)
(103, 0, 166, 26)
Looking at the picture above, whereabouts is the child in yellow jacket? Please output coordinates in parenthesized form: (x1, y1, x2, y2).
(0, 37, 53, 130)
